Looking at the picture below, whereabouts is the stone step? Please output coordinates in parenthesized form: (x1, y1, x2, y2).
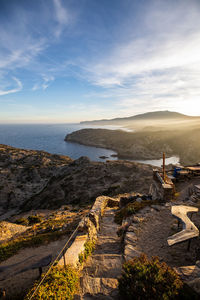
(79, 276, 119, 299)
(100, 225, 118, 236)
(83, 254, 122, 278)
(77, 208, 122, 300)
(95, 236, 121, 254)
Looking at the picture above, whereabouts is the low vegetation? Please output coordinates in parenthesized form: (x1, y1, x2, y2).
(0, 212, 81, 263)
(15, 215, 42, 226)
(114, 200, 153, 224)
(25, 239, 96, 299)
(25, 265, 79, 300)
(118, 254, 183, 300)
(79, 239, 96, 265)
(0, 230, 69, 263)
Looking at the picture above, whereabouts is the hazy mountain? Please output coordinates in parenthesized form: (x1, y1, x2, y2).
(80, 110, 194, 125)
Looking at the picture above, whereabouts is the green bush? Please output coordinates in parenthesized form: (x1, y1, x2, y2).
(118, 254, 183, 300)
(79, 239, 96, 264)
(25, 265, 79, 300)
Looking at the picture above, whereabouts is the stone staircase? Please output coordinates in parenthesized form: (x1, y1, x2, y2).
(77, 208, 122, 299)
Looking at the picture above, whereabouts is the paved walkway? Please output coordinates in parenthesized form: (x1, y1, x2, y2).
(77, 208, 122, 299)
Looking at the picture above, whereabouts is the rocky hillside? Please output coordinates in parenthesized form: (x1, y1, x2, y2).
(65, 127, 200, 165)
(0, 144, 72, 216)
(0, 144, 153, 215)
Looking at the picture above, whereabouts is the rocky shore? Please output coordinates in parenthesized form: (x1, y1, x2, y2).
(65, 128, 169, 160)
(65, 127, 200, 165)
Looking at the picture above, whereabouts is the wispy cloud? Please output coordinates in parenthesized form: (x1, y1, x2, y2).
(32, 75, 55, 91)
(85, 31, 200, 87)
(0, 77, 22, 96)
(0, 0, 72, 97)
(81, 0, 200, 115)
(53, 0, 69, 37)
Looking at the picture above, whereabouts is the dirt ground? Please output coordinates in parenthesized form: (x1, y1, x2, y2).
(176, 177, 200, 202)
(0, 235, 69, 299)
(136, 177, 200, 268)
(137, 208, 200, 267)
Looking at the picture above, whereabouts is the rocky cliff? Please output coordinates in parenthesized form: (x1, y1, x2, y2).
(65, 127, 200, 165)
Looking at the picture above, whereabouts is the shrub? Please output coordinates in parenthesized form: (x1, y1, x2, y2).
(15, 217, 29, 226)
(115, 200, 152, 224)
(28, 215, 42, 224)
(126, 206, 135, 216)
(15, 215, 42, 226)
(118, 254, 183, 300)
(79, 239, 96, 264)
(25, 265, 79, 300)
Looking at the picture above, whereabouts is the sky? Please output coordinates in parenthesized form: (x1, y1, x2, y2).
(1, 0, 200, 123)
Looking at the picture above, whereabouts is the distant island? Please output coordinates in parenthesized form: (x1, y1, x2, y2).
(66, 111, 200, 165)
(80, 110, 197, 126)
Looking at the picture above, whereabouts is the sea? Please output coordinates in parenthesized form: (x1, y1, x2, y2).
(0, 123, 179, 167)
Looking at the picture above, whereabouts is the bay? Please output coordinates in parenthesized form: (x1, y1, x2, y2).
(0, 123, 179, 166)
(0, 124, 118, 162)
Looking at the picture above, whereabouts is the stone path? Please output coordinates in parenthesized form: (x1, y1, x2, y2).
(77, 208, 122, 299)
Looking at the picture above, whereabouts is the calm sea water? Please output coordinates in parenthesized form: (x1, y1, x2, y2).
(0, 124, 119, 162)
(0, 124, 179, 166)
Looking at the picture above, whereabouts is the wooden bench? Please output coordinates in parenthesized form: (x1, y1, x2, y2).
(167, 205, 199, 250)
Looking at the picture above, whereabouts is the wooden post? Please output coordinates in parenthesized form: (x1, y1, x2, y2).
(187, 239, 192, 251)
(178, 219, 180, 229)
(63, 251, 66, 269)
(163, 152, 165, 183)
(39, 267, 42, 278)
(0, 289, 6, 299)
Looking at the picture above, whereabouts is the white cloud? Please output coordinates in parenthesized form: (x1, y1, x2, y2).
(0, 9, 47, 72)
(81, 0, 200, 115)
(53, 0, 69, 37)
(32, 75, 55, 91)
(85, 32, 200, 87)
(0, 0, 72, 97)
(0, 77, 22, 96)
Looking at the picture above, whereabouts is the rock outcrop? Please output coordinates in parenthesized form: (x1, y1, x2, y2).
(0, 144, 72, 216)
(0, 144, 153, 215)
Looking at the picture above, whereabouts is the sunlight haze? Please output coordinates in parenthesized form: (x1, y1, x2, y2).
(0, 0, 200, 123)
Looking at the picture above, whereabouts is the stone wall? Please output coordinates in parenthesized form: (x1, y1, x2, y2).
(57, 196, 118, 268)
(149, 181, 174, 202)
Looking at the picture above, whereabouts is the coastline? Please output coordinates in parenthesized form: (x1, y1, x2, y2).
(65, 127, 200, 166)
(65, 128, 175, 162)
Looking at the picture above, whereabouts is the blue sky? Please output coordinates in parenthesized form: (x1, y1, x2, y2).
(1, 0, 200, 123)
